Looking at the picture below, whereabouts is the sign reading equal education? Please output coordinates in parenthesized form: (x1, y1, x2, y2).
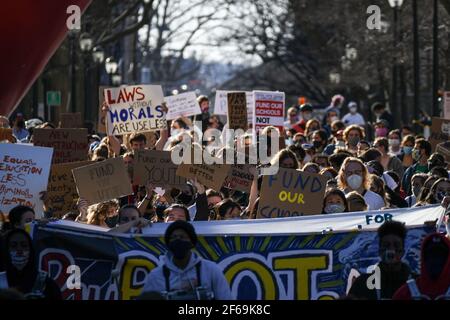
(33, 128, 89, 164)
(133, 150, 187, 187)
(47, 161, 91, 218)
(105, 85, 167, 136)
(252, 90, 285, 133)
(257, 168, 327, 218)
(72, 157, 133, 205)
(0, 144, 53, 215)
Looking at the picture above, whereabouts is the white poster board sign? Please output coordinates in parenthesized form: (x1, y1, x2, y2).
(165, 91, 201, 120)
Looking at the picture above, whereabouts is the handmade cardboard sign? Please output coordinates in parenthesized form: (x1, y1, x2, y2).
(176, 163, 231, 191)
(59, 112, 82, 128)
(133, 150, 187, 187)
(0, 144, 53, 216)
(429, 117, 450, 163)
(165, 91, 201, 120)
(222, 164, 255, 193)
(33, 128, 88, 164)
(104, 85, 166, 136)
(72, 157, 133, 205)
(214, 90, 253, 125)
(257, 168, 327, 218)
(47, 161, 91, 218)
(227, 92, 248, 131)
(252, 90, 285, 133)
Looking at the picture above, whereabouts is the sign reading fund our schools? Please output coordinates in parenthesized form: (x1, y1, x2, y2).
(72, 157, 133, 205)
(258, 168, 327, 218)
(253, 91, 285, 133)
(0, 144, 53, 215)
(105, 85, 167, 136)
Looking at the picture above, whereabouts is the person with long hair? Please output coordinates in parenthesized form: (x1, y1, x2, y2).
(86, 200, 120, 228)
(337, 157, 384, 210)
(322, 189, 349, 214)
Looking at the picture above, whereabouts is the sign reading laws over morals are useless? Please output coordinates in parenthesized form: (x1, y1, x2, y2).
(33, 128, 88, 164)
(133, 150, 187, 187)
(105, 85, 167, 136)
(257, 168, 327, 218)
(72, 157, 133, 205)
(165, 91, 201, 120)
(176, 163, 231, 191)
(0, 144, 53, 216)
(47, 161, 91, 218)
(252, 90, 285, 133)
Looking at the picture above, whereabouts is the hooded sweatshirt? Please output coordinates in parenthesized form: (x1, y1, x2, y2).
(393, 233, 450, 300)
(142, 251, 233, 300)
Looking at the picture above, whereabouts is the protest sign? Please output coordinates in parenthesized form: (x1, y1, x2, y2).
(444, 91, 450, 120)
(215, 90, 253, 125)
(47, 161, 91, 218)
(105, 85, 166, 136)
(429, 117, 450, 163)
(98, 86, 108, 134)
(0, 144, 53, 216)
(72, 157, 133, 205)
(176, 163, 231, 191)
(223, 164, 255, 193)
(252, 90, 285, 133)
(59, 112, 82, 128)
(165, 91, 201, 120)
(0, 128, 14, 142)
(227, 92, 248, 131)
(33, 128, 88, 164)
(133, 150, 187, 187)
(32, 205, 442, 300)
(257, 168, 327, 218)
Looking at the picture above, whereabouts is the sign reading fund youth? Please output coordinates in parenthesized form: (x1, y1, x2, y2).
(258, 168, 327, 218)
(105, 85, 167, 136)
(0, 144, 53, 214)
(72, 158, 133, 205)
(252, 91, 285, 133)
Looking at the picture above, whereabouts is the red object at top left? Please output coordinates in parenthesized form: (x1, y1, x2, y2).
(0, 0, 92, 117)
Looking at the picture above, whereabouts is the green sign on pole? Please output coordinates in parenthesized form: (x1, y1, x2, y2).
(46, 91, 61, 106)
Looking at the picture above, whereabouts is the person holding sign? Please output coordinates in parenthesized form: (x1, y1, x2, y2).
(337, 157, 385, 210)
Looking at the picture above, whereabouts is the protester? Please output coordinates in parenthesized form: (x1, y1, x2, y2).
(393, 233, 450, 300)
(405, 173, 428, 207)
(343, 125, 365, 155)
(398, 134, 415, 171)
(373, 137, 404, 179)
(141, 221, 233, 300)
(11, 113, 29, 142)
(372, 102, 394, 130)
(346, 191, 368, 212)
(348, 220, 412, 300)
(402, 139, 432, 195)
(1, 229, 61, 299)
(342, 101, 365, 126)
(213, 199, 242, 220)
(322, 189, 349, 214)
(2, 206, 35, 232)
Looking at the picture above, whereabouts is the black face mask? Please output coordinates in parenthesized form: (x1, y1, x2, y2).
(105, 215, 119, 228)
(168, 239, 192, 260)
(176, 192, 193, 206)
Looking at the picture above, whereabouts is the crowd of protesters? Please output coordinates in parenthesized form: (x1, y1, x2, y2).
(0, 93, 449, 300)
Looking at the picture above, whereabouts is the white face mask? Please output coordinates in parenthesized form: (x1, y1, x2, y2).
(303, 113, 313, 121)
(349, 107, 357, 114)
(10, 250, 29, 271)
(389, 139, 400, 147)
(347, 174, 363, 190)
(171, 129, 182, 136)
(330, 116, 339, 123)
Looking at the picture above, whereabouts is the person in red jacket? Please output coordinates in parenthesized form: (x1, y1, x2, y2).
(393, 233, 450, 300)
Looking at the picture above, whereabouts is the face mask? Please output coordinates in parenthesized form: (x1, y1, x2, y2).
(313, 140, 322, 149)
(105, 216, 119, 228)
(412, 186, 422, 197)
(375, 127, 388, 137)
(10, 250, 30, 271)
(381, 249, 401, 264)
(347, 174, 363, 190)
(171, 129, 181, 136)
(324, 203, 345, 214)
(176, 192, 193, 206)
(329, 116, 339, 123)
(336, 140, 345, 148)
(349, 107, 357, 114)
(403, 146, 413, 155)
(412, 149, 421, 161)
(285, 138, 293, 146)
(303, 154, 312, 164)
(348, 136, 360, 147)
(303, 113, 312, 121)
(168, 239, 192, 260)
(389, 139, 400, 147)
